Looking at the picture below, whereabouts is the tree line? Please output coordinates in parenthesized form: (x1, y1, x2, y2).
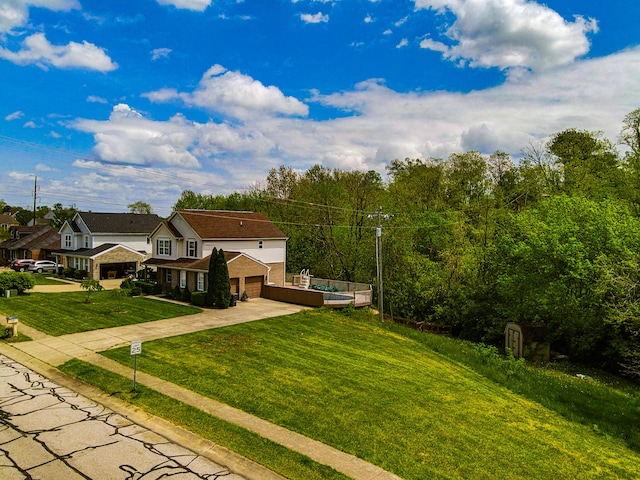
(175, 109, 640, 378)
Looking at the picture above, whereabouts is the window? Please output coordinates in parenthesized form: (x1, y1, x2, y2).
(84, 235, 90, 248)
(64, 234, 72, 248)
(197, 272, 205, 291)
(187, 240, 197, 257)
(180, 270, 186, 288)
(258, 240, 263, 249)
(157, 238, 172, 256)
(165, 269, 173, 283)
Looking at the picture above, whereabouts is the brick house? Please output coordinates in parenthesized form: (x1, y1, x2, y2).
(54, 212, 162, 280)
(0, 225, 60, 264)
(144, 210, 287, 298)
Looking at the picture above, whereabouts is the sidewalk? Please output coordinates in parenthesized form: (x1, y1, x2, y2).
(0, 298, 403, 480)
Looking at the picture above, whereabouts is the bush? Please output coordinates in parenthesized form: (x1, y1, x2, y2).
(74, 269, 88, 280)
(135, 281, 161, 295)
(181, 286, 191, 303)
(190, 291, 209, 306)
(120, 278, 135, 290)
(62, 267, 75, 278)
(0, 271, 35, 294)
(172, 285, 182, 300)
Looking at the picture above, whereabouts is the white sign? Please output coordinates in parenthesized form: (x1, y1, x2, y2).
(130, 340, 142, 356)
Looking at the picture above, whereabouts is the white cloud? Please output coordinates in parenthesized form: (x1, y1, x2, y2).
(5, 110, 24, 121)
(87, 95, 107, 103)
(413, 0, 598, 71)
(364, 14, 374, 24)
(144, 64, 309, 119)
(0, 33, 118, 71)
(23, 121, 37, 128)
(73, 104, 200, 168)
(67, 46, 640, 211)
(300, 12, 329, 24)
(155, 0, 211, 12)
(396, 38, 409, 49)
(35, 163, 56, 171)
(383, 29, 392, 35)
(394, 16, 408, 27)
(151, 48, 172, 61)
(0, 0, 79, 33)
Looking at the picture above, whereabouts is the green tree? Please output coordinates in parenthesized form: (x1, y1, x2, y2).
(14, 208, 32, 226)
(206, 247, 231, 308)
(548, 129, 622, 199)
(213, 249, 231, 308)
(128, 201, 153, 214)
(51, 203, 77, 228)
(80, 279, 104, 303)
(492, 196, 640, 368)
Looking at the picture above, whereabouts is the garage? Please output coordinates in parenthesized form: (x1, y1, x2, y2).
(245, 276, 264, 298)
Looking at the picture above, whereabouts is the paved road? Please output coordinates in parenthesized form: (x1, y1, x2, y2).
(0, 354, 246, 480)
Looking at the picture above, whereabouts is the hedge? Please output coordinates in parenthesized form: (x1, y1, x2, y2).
(0, 271, 35, 294)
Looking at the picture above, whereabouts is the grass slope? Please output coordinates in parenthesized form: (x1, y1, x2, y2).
(102, 308, 640, 479)
(0, 291, 201, 336)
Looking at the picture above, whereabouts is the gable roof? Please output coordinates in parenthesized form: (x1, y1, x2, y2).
(176, 210, 287, 240)
(53, 243, 145, 259)
(77, 212, 162, 234)
(144, 250, 269, 271)
(0, 226, 60, 251)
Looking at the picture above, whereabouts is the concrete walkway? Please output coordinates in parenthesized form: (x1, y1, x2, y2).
(0, 296, 403, 480)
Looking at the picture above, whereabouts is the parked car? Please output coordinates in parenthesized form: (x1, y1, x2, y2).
(10, 259, 36, 272)
(27, 260, 60, 274)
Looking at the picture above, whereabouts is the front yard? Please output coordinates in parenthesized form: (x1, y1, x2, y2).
(0, 291, 201, 336)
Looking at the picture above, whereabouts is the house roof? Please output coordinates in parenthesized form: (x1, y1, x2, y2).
(176, 210, 287, 240)
(0, 214, 17, 226)
(144, 251, 264, 272)
(53, 243, 145, 259)
(0, 225, 59, 251)
(76, 212, 162, 234)
(16, 226, 60, 251)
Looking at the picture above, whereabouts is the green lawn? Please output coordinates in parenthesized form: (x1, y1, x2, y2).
(29, 274, 70, 286)
(0, 291, 201, 336)
(101, 308, 640, 480)
(60, 359, 349, 480)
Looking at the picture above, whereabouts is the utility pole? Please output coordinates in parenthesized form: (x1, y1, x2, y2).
(32, 176, 37, 226)
(376, 206, 384, 322)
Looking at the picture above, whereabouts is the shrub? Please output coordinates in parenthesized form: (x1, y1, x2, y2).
(190, 291, 209, 306)
(120, 278, 135, 290)
(172, 285, 182, 300)
(62, 267, 75, 278)
(135, 281, 161, 295)
(181, 286, 191, 303)
(0, 271, 35, 294)
(74, 269, 88, 280)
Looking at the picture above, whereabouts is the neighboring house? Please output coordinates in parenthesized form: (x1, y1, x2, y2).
(54, 212, 162, 280)
(144, 210, 288, 298)
(0, 225, 60, 264)
(0, 214, 18, 231)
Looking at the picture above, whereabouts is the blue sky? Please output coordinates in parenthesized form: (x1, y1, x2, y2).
(2, 0, 640, 216)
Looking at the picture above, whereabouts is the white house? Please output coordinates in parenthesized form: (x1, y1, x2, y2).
(55, 212, 162, 280)
(144, 210, 288, 298)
